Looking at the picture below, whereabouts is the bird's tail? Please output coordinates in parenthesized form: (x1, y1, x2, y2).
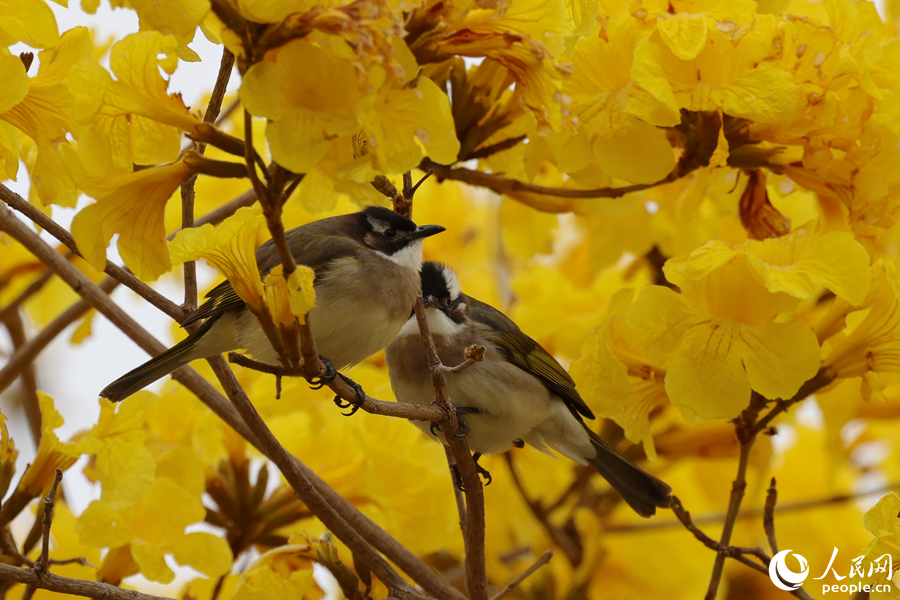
(100, 316, 219, 402)
(585, 429, 672, 517)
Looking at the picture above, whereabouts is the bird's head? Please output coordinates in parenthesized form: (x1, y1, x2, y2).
(419, 261, 468, 334)
(356, 206, 444, 271)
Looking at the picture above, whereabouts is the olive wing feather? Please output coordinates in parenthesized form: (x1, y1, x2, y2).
(468, 297, 595, 420)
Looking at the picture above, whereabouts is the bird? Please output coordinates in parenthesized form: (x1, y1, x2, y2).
(101, 206, 446, 402)
(384, 261, 672, 517)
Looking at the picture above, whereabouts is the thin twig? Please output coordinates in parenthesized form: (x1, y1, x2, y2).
(671, 497, 815, 600)
(705, 401, 760, 600)
(753, 369, 836, 435)
(438, 345, 485, 374)
(764, 477, 779, 555)
(606, 480, 900, 533)
(182, 47, 236, 316)
(421, 158, 677, 199)
(489, 550, 553, 600)
(2, 312, 41, 445)
(38, 469, 63, 571)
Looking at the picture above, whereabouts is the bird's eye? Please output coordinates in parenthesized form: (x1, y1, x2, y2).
(385, 229, 396, 238)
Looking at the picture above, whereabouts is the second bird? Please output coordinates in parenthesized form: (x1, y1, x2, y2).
(385, 262, 671, 517)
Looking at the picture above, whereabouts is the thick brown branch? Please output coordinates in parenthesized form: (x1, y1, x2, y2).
(413, 293, 488, 600)
(0, 184, 183, 322)
(206, 358, 427, 600)
(420, 158, 676, 199)
(0, 562, 176, 600)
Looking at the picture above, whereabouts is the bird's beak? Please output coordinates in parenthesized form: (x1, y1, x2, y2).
(423, 294, 438, 308)
(411, 224, 446, 240)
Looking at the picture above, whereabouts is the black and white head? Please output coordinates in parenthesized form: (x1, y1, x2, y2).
(403, 261, 468, 336)
(356, 206, 444, 271)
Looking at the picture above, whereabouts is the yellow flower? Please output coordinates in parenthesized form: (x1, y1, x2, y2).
(0, 0, 60, 48)
(418, 0, 573, 131)
(743, 220, 872, 306)
(233, 542, 322, 600)
(570, 290, 669, 459)
(824, 260, 900, 379)
(561, 12, 678, 183)
(855, 493, 900, 590)
(76, 398, 156, 508)
(1, 28, 94, 206)
(16, 392, 79, 497)
(241, 40, 365, 173)
(69, 154, 194, 281)
(0, 411, 17, 501)
(76, 478, 233, 584)
(69, 31, 201, 174)
(169, 206, 267, 308)
(360, 76, 460, 174)
(627, 241, 821, 419)
(264, 264, 317, 325)
(633, 14, 804, 125)
(126, 0, 210, 59)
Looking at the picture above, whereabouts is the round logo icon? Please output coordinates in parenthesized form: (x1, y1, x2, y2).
(769, 549, 810, 591)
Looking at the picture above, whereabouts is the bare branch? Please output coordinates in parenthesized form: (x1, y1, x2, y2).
(0, 266, 56, 324)
(439, 345, 485, 375)
(0, 561, 176, 600)
(421, 158, 676, 199)
(38, 469, 63, 572)
(489, 550, 553, 600)
(2, 312, 41, 445)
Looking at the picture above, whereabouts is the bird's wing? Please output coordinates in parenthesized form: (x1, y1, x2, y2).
(182, 233, 362, 327)
(468, 297, 595, 420)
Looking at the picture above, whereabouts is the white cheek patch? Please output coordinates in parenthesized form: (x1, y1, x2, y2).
(378, 240, 423, 272)
(438, 264, 461, 301)
(395, 307, 465, 338)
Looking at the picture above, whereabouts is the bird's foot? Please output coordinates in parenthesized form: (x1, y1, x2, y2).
(308, 356, 337, 390)
(430, 421, 442, 437)
(451, 452, 492, 492)
(473, 452, 492, 486)
(453, 407, 480, 438)
(332, 374, 366, 416)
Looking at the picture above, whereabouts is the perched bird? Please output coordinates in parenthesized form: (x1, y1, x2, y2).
(385, 262, 672, 517)
(102, 206, 445, 402)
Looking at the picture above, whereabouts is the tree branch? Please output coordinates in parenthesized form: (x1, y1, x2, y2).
(0, 562, 176, 600)
(2, 312, 42, 445)
(489, 550, 553, 600)
(764, 477, 779, 555)
(420, 158, 676, 200)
